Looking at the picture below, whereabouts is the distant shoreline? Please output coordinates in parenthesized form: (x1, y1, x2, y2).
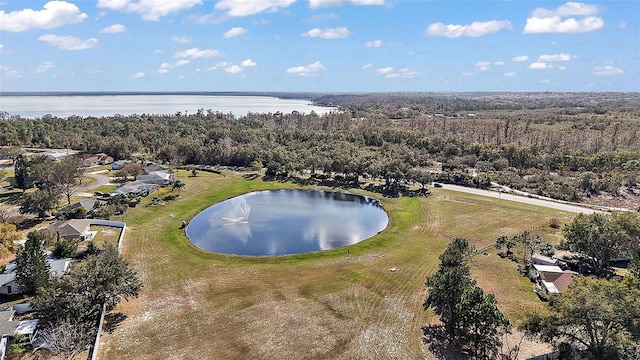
(0, 91, 329, 100)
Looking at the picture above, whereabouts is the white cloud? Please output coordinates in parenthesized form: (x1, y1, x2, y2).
(361, 64, 373, 70)
(460, 72, 475, 76)
(286, 61, 326, 76)
(1, 66, 26, 78)
(538, 53, 573, 62)
(133, 72, 145, 78)
(591, 65, 623, 75)
(529, 62, 552, 69)
(384, 68, 419, 79)
(224, 27, 248, 39)
(241, 59, 256, 67)
(157, 59, 190, 73)
(174, 47, 222, 59)
(306, 12, 339, 23)
(532, 2, 600, 18)
(558, 66, 567, 70)
(540, 79, 551, 84)
(617, 22, 627, 29)
(309, 0, 385, 8)
(35, 61, 55, 73)
(524, 2, 604, 34)
(366, 39, 382, 47)
(225, 65, 243, 74)
(97, 0, 202, 21)
(494, 61, 504, 66)
(504, 72, 516, 77)
(0, 1, 88, 32)
(475, 61, 491, 71)
(376, 67, 394, 74)
(426, 20, 512, 38)
(172, 35, 191, 44)
(512, 55, 529, 62)
(38, 34, 98, 50)
(214, 0, 295, 17)
(303, 27, 349, 39)
(100, 23, 126, 34)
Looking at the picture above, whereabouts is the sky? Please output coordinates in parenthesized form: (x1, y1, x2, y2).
(0, 0, 638, 92)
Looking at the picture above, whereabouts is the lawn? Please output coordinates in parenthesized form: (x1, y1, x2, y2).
(98, 171, 574, 360)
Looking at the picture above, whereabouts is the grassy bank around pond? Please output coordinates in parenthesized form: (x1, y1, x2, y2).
(99, 170, 573, 360)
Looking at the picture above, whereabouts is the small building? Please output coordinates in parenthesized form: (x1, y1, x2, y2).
(58, 199, 97, 217)
(0, 309, 39, 360)
(0, 273, 17, 296)
(111, 160, 130, 170)
(111, 181, 158, 196)
(46, 219, 94, 241)
(136, 171, 176, 185)
(532, 254, 559, 266)
(533, 264, 577, 294)
(0, 258, 70, 296)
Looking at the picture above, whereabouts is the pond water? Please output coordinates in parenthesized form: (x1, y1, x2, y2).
(185, 189, 388, 256)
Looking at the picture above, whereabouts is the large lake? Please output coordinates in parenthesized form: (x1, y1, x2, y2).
(0, 94, 336, 118)
(186, 190, 389, 256)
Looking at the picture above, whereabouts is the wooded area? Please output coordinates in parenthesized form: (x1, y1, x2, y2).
(1, 92, 638, 206)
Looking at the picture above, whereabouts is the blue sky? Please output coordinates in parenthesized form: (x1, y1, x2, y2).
(1, 0, 638, 92)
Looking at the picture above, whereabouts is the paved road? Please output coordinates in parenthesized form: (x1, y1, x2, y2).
(439, 184, 602, 214)
(82, 170, 111, 191)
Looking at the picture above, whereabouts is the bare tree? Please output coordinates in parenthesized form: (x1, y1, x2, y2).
(0, 203, 20, 224)
(39, 319, 95, 360)
(51, 156, 85, 205)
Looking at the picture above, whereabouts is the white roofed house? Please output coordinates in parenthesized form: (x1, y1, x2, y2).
(0, 258, 71, 296)
(136, 170, 176, 185)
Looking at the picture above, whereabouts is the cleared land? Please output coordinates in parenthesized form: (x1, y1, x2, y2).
(98, 171, 574, 359)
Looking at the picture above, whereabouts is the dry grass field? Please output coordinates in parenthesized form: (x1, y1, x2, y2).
(98, 171, 573, 359)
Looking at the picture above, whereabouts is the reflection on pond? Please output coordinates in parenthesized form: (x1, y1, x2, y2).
(186, 190, 388, 256)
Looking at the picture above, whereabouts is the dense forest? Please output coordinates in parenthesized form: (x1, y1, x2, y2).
(1, 92, 639, 205)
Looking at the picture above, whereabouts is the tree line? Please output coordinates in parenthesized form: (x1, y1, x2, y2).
(1, 93, 639, 203)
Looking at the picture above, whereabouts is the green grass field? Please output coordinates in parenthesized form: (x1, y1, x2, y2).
(98, 171, 572, 359)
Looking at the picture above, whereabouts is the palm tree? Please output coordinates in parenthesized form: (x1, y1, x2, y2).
(172, 180, 185, 195)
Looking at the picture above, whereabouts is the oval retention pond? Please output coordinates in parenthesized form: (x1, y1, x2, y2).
(186, 189, 389, 256)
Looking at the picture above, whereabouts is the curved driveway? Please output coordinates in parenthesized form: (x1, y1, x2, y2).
(82, 170, 111, 191)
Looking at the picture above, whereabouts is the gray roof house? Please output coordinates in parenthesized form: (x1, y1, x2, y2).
(46, 219, 94, 241)
(0, 309, 39, 360)
(136, 171, 176, 185)
(111, 181, 158, 196)
(59, 199, 97, 216)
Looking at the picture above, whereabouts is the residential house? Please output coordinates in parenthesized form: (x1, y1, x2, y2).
(143, 163, 167, 173)
(0, 309, 39, 360)
(45, 219, 94, 241)
(533, 264, 578, 294)
(136, 171, 176, 185)
(97, 153, 114, 165)
(111, 181, 158, 196)
(532, 254, 559, 267)
(0, 258, 71, 296)
(58, 199, 97, 218)
(42, 151, 67, 161)
(111, 160, 130, 170)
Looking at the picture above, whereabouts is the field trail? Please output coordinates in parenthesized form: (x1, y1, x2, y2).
(99, 174, 572, 360)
